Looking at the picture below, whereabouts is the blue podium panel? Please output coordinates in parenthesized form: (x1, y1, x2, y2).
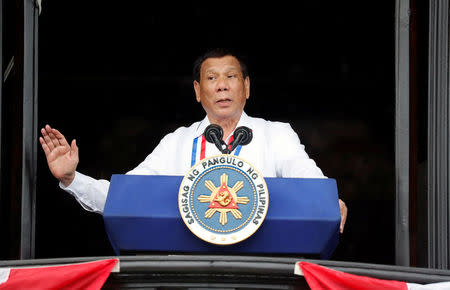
(103, 175, 340, 259)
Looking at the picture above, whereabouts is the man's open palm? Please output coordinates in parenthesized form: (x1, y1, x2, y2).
(39, 125, 79, 186)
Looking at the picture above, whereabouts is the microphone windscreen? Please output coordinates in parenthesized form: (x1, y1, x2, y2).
(204, 124, 224, 143)
(233, 126, 253, 145)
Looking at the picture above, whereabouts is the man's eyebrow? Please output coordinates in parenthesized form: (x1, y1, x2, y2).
(224, 66, 240, 71)
(204, 69, 218, 74)
(204, 66, 240, 74)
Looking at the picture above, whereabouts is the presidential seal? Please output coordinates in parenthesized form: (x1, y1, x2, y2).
(178, 155, 269, 245)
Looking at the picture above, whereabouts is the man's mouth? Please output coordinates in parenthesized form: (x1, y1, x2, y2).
(216, 98, 232, 105)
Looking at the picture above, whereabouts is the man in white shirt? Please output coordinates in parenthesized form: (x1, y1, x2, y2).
(39, 48, 348, 232)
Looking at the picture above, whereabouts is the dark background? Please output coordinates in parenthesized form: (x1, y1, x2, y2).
(36, 1, 396, 264)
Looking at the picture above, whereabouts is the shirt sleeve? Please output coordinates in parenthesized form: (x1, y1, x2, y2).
(272, 123, 326, 178)
(59, 171, 110, 214)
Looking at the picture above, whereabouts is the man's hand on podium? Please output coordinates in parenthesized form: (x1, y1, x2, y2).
(39, 124, 79, 187)
(339, 199, 347, 234)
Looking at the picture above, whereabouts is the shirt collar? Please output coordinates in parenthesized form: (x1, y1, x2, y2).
(194, 111, 251, 139)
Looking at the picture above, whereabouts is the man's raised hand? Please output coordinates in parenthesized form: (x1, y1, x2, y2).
(39, 125, 79, 186)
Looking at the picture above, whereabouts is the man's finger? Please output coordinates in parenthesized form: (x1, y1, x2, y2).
(70, 139, 78, 157)
(44, 125, 60, 148)
(42, 129, 55, 150)
(48, 131, 61, 148)
(339, 200, 348, 234)
(39, 137, 51, 156)
(44, 124, 54, 136)
(52, 129, 69, 147)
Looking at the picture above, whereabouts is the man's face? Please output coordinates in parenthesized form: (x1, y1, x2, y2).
(194, 55, 250, 123)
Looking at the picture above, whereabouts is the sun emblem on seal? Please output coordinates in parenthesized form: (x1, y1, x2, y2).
(197, 173, 250, 226)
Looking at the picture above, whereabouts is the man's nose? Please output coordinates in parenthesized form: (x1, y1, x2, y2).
(216, 76, 229, 91)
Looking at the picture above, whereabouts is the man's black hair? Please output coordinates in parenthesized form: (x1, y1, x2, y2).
(193, 48, 249, 82)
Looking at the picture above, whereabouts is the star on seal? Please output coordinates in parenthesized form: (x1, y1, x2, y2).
(197, 173, 250, 225)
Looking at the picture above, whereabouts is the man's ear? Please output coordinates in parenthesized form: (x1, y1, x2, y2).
(245, 77, 250, 99)
(194, 80, 201, 102)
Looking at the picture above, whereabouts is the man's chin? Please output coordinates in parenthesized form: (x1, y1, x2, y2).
(210, 109, 242, 121)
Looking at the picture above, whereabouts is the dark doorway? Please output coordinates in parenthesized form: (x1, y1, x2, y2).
(36, 2, 395, 263)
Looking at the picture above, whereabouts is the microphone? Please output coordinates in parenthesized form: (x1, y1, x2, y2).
(228, 126, 253, 153)
(204, 124, 229, 154)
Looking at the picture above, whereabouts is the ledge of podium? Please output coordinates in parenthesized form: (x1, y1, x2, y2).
(103, 175, 340, 259)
